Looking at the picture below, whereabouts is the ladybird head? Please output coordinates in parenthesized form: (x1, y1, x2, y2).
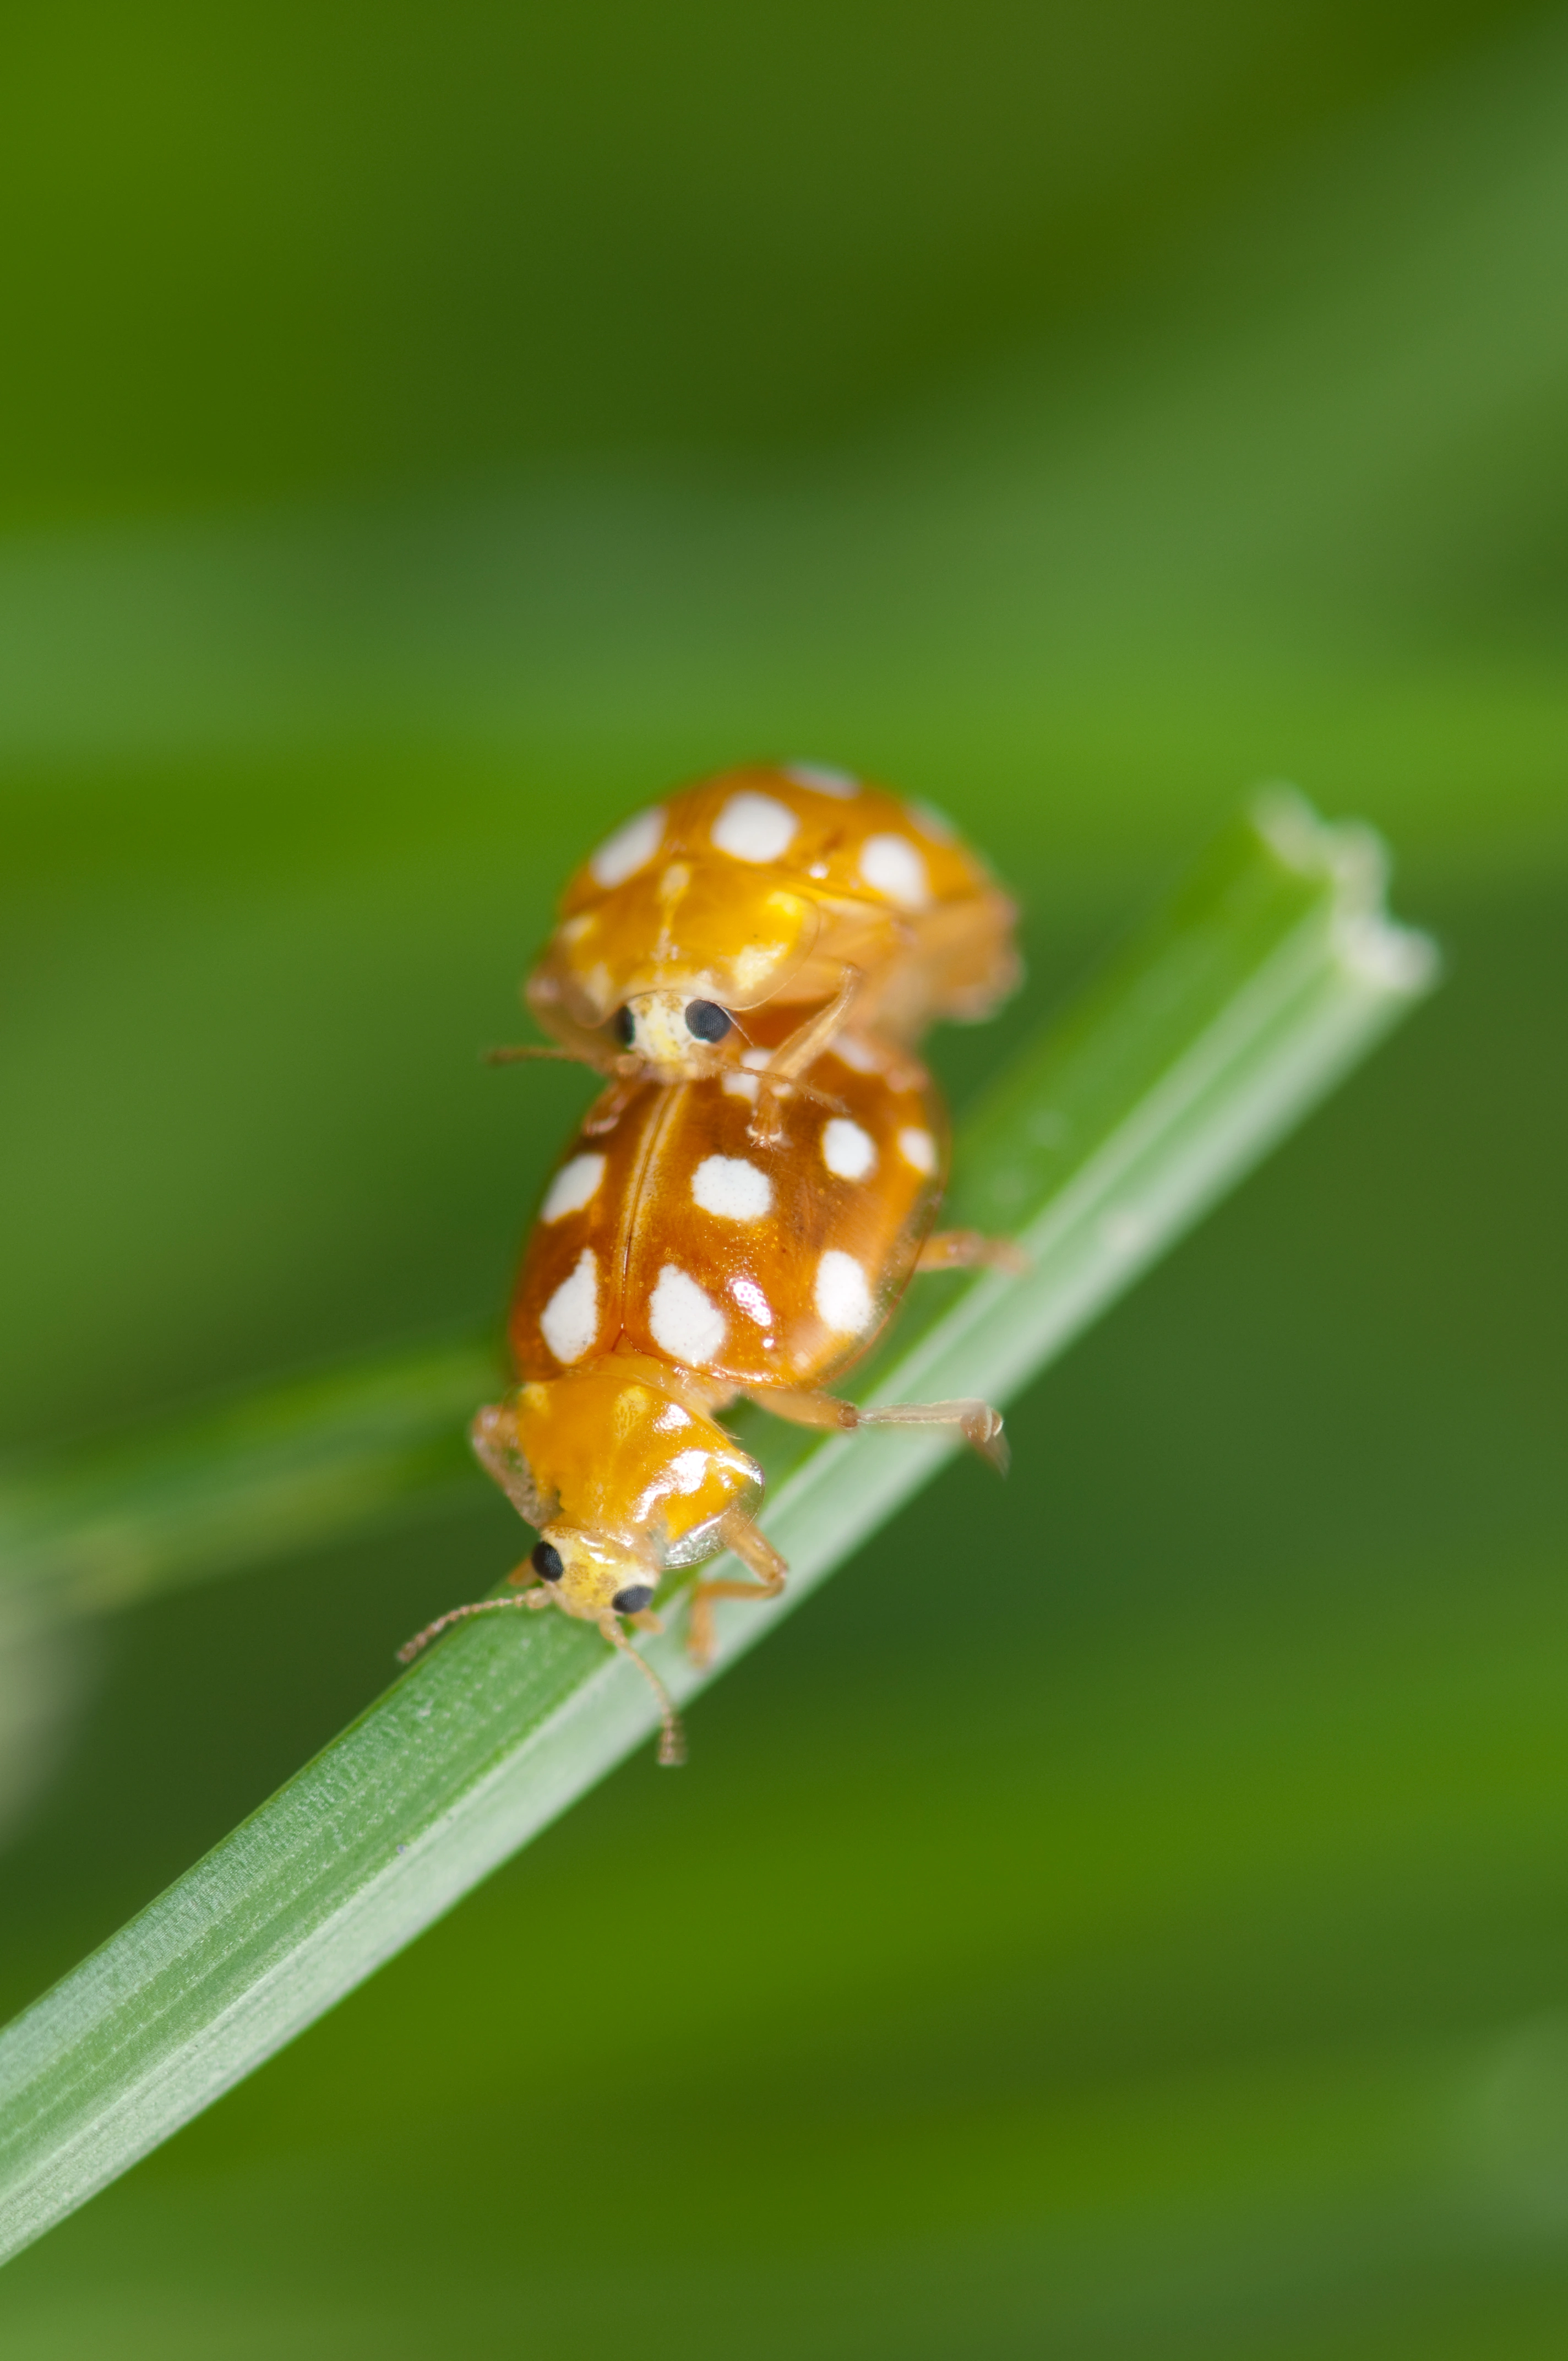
(526, 1525, 661, 1621)
(609, 989, 736, 1076)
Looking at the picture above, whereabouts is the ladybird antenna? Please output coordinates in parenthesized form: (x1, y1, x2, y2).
(483, 1043, 579, 1065)
(395, 1592, 537, 1665)
(602, 1618, 687, 1768)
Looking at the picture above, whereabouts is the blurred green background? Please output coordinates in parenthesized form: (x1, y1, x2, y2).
(2, 1, 1567, 2351)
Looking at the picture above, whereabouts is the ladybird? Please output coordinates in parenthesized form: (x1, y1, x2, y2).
(518, 764, 1020, 1120)
(399, 1043, 1021, 1762)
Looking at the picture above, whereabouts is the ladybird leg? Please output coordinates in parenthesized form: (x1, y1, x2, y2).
(684, 1509, 788, 1670)
(581, 1076, 640, 1136)
(750, 1384, 1009, 1474)
(765, 967, 863, 1082)
(854, 1397, 1010, 1475)
(746, 969, 863, 1145)
(783, 1077, 851, 1119)
(742, 1386, 857, 1432)
(916, 1229, 1031, 1276)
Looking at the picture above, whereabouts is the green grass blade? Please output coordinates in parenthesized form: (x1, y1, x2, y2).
(0, 791, 1436, 2267)
(0, 1343, 502, 1842)
(0, 1339, 499, 1624)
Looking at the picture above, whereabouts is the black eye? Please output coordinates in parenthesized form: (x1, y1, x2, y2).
(611, 1006, 636, 1048)
(685, 999, 732, 1043)
(532, 1541, 564, 1581)
(612, 1583, 654, 1614)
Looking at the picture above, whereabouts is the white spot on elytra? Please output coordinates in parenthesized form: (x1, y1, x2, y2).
(815, 1248, 874, 1335)
(897, 1127, 937, 1174)
(830, 1033, 878, 1074)
(541, 1152, 606, 1222)
(908, 798, 957, 844)
(821, 1118, 876, 1180)
(732, 942, 789, 993)
(711, 791, 798, 864)
(859, 833, 930, 909)
(784, 762, 861, 799)
(589, 806, 665, 889)
(649, 1265, 728, 1364)
(723, 1071, 760, 1102)
(692, 1155, 772, 1221)
(557, 912, 594, 944)
(541, 1248, 599, 1364)
(731, 1275, 774, 1326)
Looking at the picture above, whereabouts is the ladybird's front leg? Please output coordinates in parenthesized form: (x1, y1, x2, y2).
(580, 1076, 641, 1136)
(765, 967, 864, 1082)
(504, 1557, 554, 1592)
(916, 1230, 1031, 1276)
(744, 1082, 793, 1152)
(744, 969, 863, 1146)
(684, 1508, 788, 1670)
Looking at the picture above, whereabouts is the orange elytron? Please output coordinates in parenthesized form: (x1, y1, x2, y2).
(400, 1039, 1018, 1762)
(521, 763, 1019, 1111)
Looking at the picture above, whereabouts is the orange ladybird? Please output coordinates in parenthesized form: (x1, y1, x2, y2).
(400, 1042, 1019, 1762)
(520, 763, 1019, 1109)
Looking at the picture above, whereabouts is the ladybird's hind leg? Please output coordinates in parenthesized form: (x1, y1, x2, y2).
(854, 1396, 1009, 1473)
(684, 1508, 788, 1670)
(916, 1230, 1030, 1276)
(749, 1384, 1009, 1475)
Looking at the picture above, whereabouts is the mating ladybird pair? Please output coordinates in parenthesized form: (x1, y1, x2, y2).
(400, 764, 1022, 1762)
